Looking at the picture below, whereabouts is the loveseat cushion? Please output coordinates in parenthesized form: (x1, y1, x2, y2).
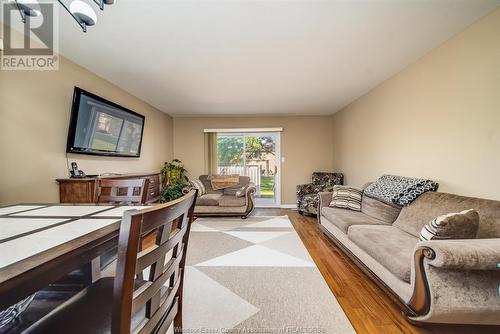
(219, 195, 246, 207)
(196, 193, 223, 206)
(361, 195, 401, 223)
(348, 225, 418, 283)
(393, 191, 500, 238)
(321, 207, 389, 234)
(223, 176, 250, 195)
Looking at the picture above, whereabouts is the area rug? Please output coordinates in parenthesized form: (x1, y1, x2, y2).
(183, 215, 355, 334)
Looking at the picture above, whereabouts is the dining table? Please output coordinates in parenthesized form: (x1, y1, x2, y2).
(0, 203, 151, 310)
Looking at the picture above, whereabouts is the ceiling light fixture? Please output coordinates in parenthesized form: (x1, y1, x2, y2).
(12, 0, 116, 33)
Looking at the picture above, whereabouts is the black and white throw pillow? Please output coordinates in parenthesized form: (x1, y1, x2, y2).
(329, 185, 363, 211)
(419, 209, 479, 241)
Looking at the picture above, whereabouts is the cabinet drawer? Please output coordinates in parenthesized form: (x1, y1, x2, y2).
(148, 183, 159, 193)
(146, 185, 160, 203)
(146, 175, 160, 187)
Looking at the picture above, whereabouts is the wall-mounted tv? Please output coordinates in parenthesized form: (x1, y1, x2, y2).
(66, 87, 145, 158)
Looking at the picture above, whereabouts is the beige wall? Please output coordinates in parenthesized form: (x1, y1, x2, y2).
(331, 8, 500, 200)
(173, 116, 334, 205)
(0, 27, 173, 204)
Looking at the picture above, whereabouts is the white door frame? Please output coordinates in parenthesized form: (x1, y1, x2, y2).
(274, 132, 281, 207)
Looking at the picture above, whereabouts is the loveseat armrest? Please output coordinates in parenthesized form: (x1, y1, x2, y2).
(246, 183, 256, 197)
(243, 183, 256, 217)
(419, 238, 500, 270)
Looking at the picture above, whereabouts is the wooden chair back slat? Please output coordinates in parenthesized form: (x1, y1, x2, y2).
(97, 178, 148, 204)
(140, 203, 191, 235)
(155, 298, 179, 334)
(135, 228, 185, 274)
(112, 190, 197, 334)
(132, 249, 183, 314)
(134, 277, 180, 334)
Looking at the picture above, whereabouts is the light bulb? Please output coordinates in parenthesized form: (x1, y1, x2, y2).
(15, 0, 41, 17)
(69, 0, 97, 26)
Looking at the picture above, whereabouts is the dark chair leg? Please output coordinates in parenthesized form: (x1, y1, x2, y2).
(241, 215, 247, 219)
(298, 210, 304, 215)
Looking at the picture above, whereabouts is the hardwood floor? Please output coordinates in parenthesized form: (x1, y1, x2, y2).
(250, 208, 499, 334)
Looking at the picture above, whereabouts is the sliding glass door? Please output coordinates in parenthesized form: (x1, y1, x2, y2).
(216, 132, 280, 207)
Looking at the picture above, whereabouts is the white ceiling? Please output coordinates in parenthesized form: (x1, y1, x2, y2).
(7, 0, 500, 116)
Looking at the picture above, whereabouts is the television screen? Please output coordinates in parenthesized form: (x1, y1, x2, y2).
(66, 87, 145, 157)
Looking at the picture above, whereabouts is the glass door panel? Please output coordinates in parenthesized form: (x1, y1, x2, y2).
(217, 134, 245, 175)
(216, 133, 279, 207)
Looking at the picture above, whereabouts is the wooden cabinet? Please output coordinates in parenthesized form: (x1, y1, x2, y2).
(57, 173, 161, 204)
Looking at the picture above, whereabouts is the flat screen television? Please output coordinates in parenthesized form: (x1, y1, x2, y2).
(66, 87, 145, 157)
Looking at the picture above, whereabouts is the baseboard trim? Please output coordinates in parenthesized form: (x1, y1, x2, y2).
(280, 204, 297, 209)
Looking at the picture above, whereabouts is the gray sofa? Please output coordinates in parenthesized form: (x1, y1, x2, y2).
(193, 175, 256, 219)
(318, 186, 500, 325)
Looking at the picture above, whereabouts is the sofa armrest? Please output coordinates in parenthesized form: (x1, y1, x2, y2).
(419, 239, 500, 270)
(182, 185, 192, 195)
(245, 182, 256, 200)
(317, 192, 332, 224)
(408, 239, 500, 324)
(246, 183, 256, 196)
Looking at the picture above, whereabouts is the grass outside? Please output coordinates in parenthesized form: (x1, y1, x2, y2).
(260, 176, 275, 198)
(91, 132, 118, 151)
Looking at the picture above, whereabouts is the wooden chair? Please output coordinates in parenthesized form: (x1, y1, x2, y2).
(97, 178, 149, 204)
(24, 190, 198, 334)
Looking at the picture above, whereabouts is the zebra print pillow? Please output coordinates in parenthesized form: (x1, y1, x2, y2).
(419, 209, 479, 241)
(329, 185, 363, 211)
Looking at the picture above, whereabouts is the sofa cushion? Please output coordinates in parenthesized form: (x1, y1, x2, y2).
(348, 225, 418, 283)
(321, 207, 389, 234)
(329, 186, 362, 211)
(218, 195, 246, 207)
(196, 193, 223, 206)
(223, 176, 250, 195)
(393, 192, 500, 238)
(361, 195, 401, 223)
(419, 209, 479, 241)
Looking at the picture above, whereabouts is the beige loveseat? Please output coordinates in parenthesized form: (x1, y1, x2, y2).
(193, 175, 256, 219)
(318, 187, 500, 325)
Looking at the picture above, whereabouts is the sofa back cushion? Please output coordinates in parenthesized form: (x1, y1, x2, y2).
(199, 175, 221, 194)
(361, 195, 401, 224)
(393, 192, 500, 238)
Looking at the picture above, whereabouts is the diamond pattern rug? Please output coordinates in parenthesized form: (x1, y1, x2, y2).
(183, 215, 355, 333)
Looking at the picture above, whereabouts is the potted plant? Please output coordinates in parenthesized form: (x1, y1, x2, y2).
(160, 159, 189, 202)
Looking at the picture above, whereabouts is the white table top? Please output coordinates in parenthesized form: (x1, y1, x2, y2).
(0, 204, 150, 271)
